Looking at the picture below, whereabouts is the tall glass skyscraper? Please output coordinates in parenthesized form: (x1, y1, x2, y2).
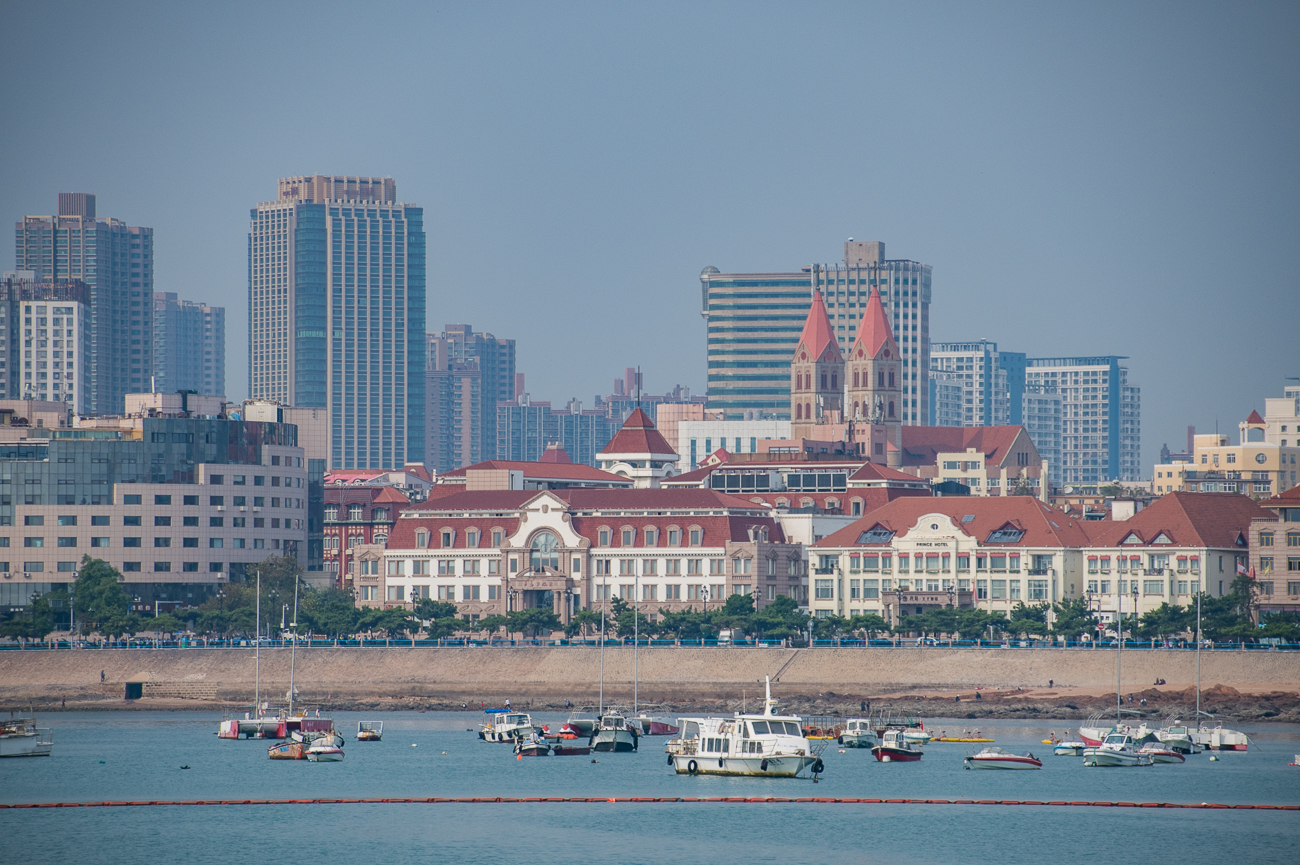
(248, 176, 425, 469)
(15, 193, 152, 413)
(701, 241, 932, 423)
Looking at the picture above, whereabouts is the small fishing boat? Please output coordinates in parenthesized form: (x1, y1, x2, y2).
(840, 719, 875, 748)
(1078, 713, 1114, 747)
(871, 728, 923, 763)
(1082, 732, 1154, 767)
(665, 678, 822, 778)
(964, 747, 1042, 770)
(591, 712, 638, 752)
(356, 721, 383, 742)
(479, 711, 538, 743)
(1153, 720, 1196, 754)
(903, 725, 933, 745)
(306, 739, 345, 762)
(550, 737, 592, 756)
(0, 713, 53, 758)
(565, 710, 599, 737)
(514, 733, 552, 757)
(1053, 741, 1086, 756)
(268, 740, 307, 760)
(1138, 743, 1186, 764)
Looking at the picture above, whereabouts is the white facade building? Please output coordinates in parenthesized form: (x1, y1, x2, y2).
(679, 418, 791, 469)
(1025, 356, 1140, 485)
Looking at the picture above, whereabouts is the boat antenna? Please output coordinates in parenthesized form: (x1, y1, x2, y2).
(633, 569, 639, 717)
(1116, 590, 1122, 725)
(764, 675, 775, 717)
(1196, 583, 1202, 721)
(289, 570, 299, 716)
(255, 568, 261, 711)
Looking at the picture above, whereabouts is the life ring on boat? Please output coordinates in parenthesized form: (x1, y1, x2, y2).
(718, 758, 724, 768)
(687, 760, 698, 774)
(760, 759, 768, 771)
(811, 759, 824, 774)
(667, 755, 673, 766)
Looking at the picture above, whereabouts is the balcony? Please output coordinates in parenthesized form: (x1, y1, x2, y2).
(814, 568, 836, 575)
(1027, 568, 1054, 576)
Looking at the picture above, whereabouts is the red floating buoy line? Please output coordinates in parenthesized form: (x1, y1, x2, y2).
(0, 797, 1296, 810)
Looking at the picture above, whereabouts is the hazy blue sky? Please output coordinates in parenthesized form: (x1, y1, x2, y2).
(2, 1, 1297, 471)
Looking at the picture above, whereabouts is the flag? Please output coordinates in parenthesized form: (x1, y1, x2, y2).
(1236, 560, 1249, 577)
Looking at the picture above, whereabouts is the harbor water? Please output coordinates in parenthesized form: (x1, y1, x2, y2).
(3, 712, 1298, 864)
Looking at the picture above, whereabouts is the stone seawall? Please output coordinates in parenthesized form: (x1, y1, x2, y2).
(2, 646, 1298, 711)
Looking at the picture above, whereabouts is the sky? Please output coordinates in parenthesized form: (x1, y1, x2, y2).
(1, 0, 1297, 472)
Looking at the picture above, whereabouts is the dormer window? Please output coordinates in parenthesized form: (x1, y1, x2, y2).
(645, 528, 657, 546)
(986, 528, 1024, 543)
(467, 529, 479, 548)
(668, 528, 680, 546)
(416, 531, 427, 548)
(621, 528, 634, 546)
(599, 528, 611, 547)
(856, 527, 894, 544)
(441, 530, 453, 547)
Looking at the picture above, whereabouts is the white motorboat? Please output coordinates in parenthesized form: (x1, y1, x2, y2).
(964, 747, 1042, 770)
(666, 677, 822, 778)
(478, 711, 538, 743)
(903, 725, 933, 744)
(305, 739, 345, 762)
(1153, 720, 1196, 754)
(356, 721, 382, 741)
(1139, 743, 1186, 764)
(514, 732, 553, 757)
(840, 719, 876, 748)
(591, 712, 638, 752)
(1082, 732, 1154, 767)
(565, 711, 598, 737)
(1078, 713, 1115, 747)
(1191, 724, 1248, 752)
(0, 713, 53, 757)
(1053, 741, 1086, 756)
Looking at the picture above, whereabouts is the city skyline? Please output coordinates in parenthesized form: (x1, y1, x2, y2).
(1, 2, 1297, 473)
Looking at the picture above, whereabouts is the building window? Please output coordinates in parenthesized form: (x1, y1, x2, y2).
(814, 579, 833, 600)
(530, 531, 560, 571)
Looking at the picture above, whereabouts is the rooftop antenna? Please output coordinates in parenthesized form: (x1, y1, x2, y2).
(636, 366, 641, 410)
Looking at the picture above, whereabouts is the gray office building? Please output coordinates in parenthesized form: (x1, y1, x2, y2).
(248, 176, 425, 470)
(153, 293, 225, 396)
(0, 275, 92, 412)
(426, 325, 515, 472)
(701, 240, 932, 423)
(14, 193, 153, 414)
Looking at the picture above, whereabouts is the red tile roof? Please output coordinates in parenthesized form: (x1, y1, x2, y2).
(437, 459, 630, 484)
(538, 444, 573, 464)
(849, 286, 897, 361)
(373, 486, 412, 504)
(1084, 492, 1271, 549)
(1260, 484, 1300, 506)
(898, 426, 1032, 468)
(599, 408, 678, 457)
(849, 462, 927, 484)
(386, 487, 786, 548)
(814, 496, 1092, 548)
(1246, 409, 1265, 425)
(793, 289, 842, 365)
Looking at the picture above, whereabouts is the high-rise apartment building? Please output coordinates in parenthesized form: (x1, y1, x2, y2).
(425, 324, 515, 473)
(497, 395, 551, 462)
(0, 274, 91, 412)
(1025, 356, 1140, 485)
(153, 293, 225, 396)
(701, 240, 932, 423)
(927, 340, 1030, 429)
(1021, 385, 1064, 488)
(15, 193, 153, 413)
(248, 176, 425, 470)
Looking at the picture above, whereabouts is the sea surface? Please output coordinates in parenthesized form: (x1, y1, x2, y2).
(2, 711, 1298, 864)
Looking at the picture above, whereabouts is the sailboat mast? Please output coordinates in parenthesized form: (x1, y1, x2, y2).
(289, 572, 299, 716)
(255, 569, 260, 711)
(1116, 593, 1122, 724)
(1196, 587, 1202, 721)
(599, 573, 606, 714)
(633, 573, 638, 717)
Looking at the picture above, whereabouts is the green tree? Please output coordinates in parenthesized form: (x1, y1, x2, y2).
(73, 557, 135, 637)
(300, 588, 361, 637)
(1005, 602, 1050, 638)
(1049, 597, 1094, 639)
(357, 606, 415, 637)
(506, 607, 561, 639)
(751, 595, 808, 641)
(146, 612, 186, 635)
(564, 608, 603, 639)
(846, 613, 889, 639)
(1136, 602, 1190, 641)
(0, 588, 63, 640)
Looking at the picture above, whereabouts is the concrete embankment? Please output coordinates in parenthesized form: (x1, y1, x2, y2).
(2, 646, 1299, 721)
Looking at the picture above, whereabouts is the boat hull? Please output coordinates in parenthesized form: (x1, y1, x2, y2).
(671, 753, 818, 777)
(0, 734, 53, 758)
(551, 742, 592, 756)
(1140, 748, 1185, 764)
(1082, 748, 1153, 767)
(355, 732, 381, 741)
(306, 746, 345, 762)
(592, 729, 637, 752)
(965, 756, 1041, 770)
(841, 732, 875, 748)
(1053, 743, 1085, 756)
(1078, 727, 1109, 747)
(871, 746, 922, 762)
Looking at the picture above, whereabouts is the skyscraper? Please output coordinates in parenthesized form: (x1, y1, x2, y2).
(248, 176, 425, 469)
(153, 293, 225, 396)
(0, 273, 91, 411)
(1025, 356, 1140, 485)
(425, 324, 515, 472)
(928, 340, 1011, 427)
(15, 193, 153, 413)
(701, 240, 932, 423)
